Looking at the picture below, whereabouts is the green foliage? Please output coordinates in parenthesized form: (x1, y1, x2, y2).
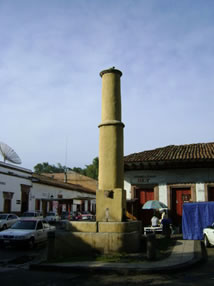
(72, 167, 85, 175)
(34, 162, 69, 174)
(33, 157, 99, 180)
(84, 157, 99, 179)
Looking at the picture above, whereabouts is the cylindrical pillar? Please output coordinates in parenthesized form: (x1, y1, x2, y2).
(96, 67, 126, 222)
(98, 68, 124, 191)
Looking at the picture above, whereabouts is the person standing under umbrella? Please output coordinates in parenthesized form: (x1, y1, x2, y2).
(161, 210, 172, 237)
(151, 211, 160, 227)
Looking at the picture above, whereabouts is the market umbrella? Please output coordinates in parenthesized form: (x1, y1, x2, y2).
(142, 200, 168, 210)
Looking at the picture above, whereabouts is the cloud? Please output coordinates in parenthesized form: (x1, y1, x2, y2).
(0, 0, 214, 169)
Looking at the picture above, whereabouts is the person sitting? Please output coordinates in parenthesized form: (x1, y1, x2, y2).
(151, 213, 159, 227)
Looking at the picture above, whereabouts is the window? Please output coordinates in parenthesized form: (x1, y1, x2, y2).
(11, 215, 17, 219)
(36, 221, 43, 230)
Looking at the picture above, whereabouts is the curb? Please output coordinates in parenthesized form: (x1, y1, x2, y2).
(29, 241, 205, 275)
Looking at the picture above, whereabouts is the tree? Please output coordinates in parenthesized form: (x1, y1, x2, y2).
(84, 157, 99, 180)
(72, 167, 85, 175)
(33, 157, 99, 180)
(34, 162, 69, 174)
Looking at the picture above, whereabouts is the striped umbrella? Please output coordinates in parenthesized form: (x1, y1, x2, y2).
(142, 200, 168, 210)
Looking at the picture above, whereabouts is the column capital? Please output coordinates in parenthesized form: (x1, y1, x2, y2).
(100, 67, 122, 78)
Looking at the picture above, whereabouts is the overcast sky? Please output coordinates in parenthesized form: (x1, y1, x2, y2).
(1, 0, 214, 170)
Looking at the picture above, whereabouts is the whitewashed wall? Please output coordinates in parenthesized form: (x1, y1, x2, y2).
(0, 163, 95, 213)
(158, 184, 168, 205)
(124, 167, 214, 205)
(124, 180, 131, 200)
(196, 183, 205, 202)
(29, 183, 95, 211)
(0, 163, 32, 212)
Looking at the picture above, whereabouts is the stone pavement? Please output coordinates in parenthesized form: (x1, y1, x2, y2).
(30, 239, 204, 274)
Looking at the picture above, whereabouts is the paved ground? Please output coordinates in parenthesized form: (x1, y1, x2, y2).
(0, 247, 214, 286)
(0, 241, 47, 270)
(28, 237, 201, 274)
(0, 237, 203, 273)
(1, 237, 214, 285)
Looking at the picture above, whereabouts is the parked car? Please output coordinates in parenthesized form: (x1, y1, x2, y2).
(61, 211, 75, 220)
(61, 211, 69, 220)
(0, 213, 19, 230)
(80, 211, 95, 221)
(45, 212, 60, 223)
(41, 219, 56, 232)
(74, 211, 82, 220)
(0, 219, 55, 248)
(203, 223, 214, 247)
(20, 211, 43, 220)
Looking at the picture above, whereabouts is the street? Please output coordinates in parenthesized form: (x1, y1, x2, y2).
(1, 242, 214, 285)
(0, 241, 47, 269)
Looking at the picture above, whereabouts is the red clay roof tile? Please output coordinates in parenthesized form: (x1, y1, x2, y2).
(124, 142, 214, 163)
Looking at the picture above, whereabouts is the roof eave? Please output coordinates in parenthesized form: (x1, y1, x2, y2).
(124, 159, 214, 171)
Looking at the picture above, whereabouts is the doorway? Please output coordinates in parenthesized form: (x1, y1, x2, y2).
(137, 188, 154, 206)
(21, 185, 31, 213)
(3, 192, 14, 213)
(135, 188, 154, 226)
(172, 187, 191, 226)
(208, 187, 214, 201)
(4, 199, 11, 213)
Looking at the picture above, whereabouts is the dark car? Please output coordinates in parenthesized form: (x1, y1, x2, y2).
(61, 211, 75, 220)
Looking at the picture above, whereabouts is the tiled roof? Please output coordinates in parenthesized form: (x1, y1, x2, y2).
(32, 173, 96, 195)
(124, 143, 214, 163)
(42, 172, 97, 193)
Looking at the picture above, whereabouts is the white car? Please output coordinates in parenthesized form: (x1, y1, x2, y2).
(0, 213, 19, 230)
(203, 223, 214, 247)
(20, 211, 43, 220)
(81, 212, 95, 221)
(0, 219, 55, 248)
(45, 212, 60, 223)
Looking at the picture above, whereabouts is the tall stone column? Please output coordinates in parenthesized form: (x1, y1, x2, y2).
(96, 67, 126, 222)
(58, 67, 141, 257)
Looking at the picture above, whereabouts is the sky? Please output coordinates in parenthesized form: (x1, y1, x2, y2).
(1, 0, 214, 171)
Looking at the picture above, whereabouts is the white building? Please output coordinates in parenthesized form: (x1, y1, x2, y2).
(124, 143, 214, 226)
(0, 162, 96, 215)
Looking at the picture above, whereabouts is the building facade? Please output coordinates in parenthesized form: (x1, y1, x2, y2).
(0, 162, 96, 215)
(124, 143, 214, 225)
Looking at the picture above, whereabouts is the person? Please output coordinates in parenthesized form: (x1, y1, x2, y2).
(161, 213, 172, 238)
(151, 212, 159, 227)
(160, 210, 168, 222)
